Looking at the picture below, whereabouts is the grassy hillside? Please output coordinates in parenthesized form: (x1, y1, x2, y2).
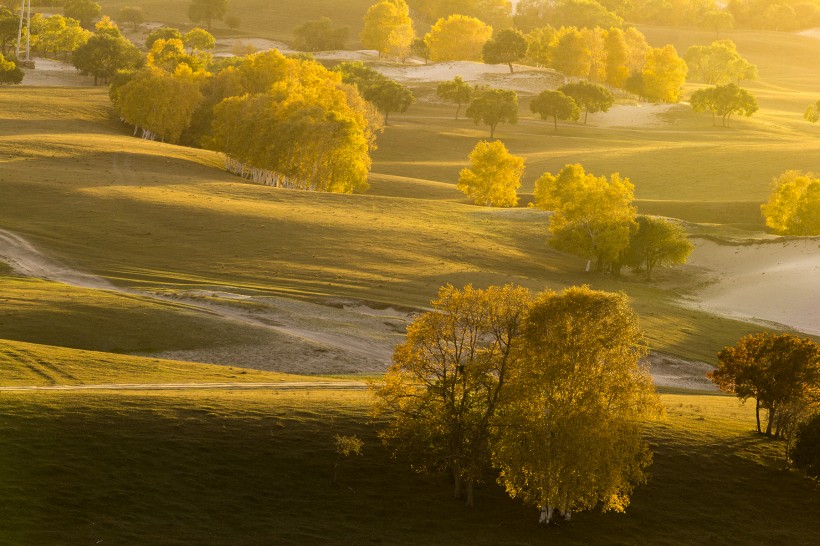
(0, 338, 308, 385)
(100, 0, 377, 45)
(0, 87, 774, 364)
(0, 388, 817, 544)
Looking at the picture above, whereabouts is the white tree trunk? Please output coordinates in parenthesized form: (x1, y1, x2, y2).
(538, 505, 553, 525)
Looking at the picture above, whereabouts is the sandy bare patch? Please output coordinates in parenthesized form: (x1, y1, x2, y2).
(374, 61, 564, 93)
(592, 103, 681, 128)
(681, 237, 820, 336)
(644, 352, 717, 391)
(19, 57, 92, 87)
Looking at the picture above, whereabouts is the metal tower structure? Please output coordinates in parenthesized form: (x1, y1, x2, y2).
(15, 0, 34, 68)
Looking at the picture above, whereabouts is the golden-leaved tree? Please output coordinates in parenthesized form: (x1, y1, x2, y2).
(424, 14, 493, 62)
(761, 170, 820, 236)
(457, 140, 524, 207)
(373, 284, 663, 521)
(360, 0, 415, 59)
(642, 44, 688, 102)
(373, 284, 532, 508)
(534, 163, 637, 272)
(493, 286, 662, 524)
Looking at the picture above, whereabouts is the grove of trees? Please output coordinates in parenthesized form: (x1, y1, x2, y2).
(373, 283, 663, 519)
(760, 170, 820, 235)
(72, 18, 141, 85)
(457, 140, 524, 206)
(685, 40, 758, 85)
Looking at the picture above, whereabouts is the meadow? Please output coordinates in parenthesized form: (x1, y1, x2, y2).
(0, 386, 818, 544)
(2, 4, 820, 543)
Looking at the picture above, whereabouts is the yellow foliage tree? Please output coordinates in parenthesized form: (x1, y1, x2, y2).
(642, 44, 687, 103)
(457, 140, 524, 207)
(761, 170, 820, 235)
(424, 14, 493, 62)
(360, 0, 415, 59)
(534, 163, 636, 272)
(493, 286, 663, 524)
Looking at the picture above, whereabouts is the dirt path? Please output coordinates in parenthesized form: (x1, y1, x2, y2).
(0, 381, 366, 392)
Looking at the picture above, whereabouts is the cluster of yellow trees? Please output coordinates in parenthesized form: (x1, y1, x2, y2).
(109, 36, 382, 194)
(457, 143, 693, 276)
(373, 283, 663, 520)
(761, 171, 820, 236)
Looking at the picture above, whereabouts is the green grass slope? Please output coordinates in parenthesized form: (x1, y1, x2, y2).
(0, 338, 307, 385)
(0, 389, 817, 544)
(0, 87, 770, 363)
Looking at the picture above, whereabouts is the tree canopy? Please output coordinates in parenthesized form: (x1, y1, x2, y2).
(623, 215, 693, 280)
(760, 170, 820, 236)
(457, 140, 524, 207)
(465, 88, 518, 138)
(709, 333, 820, 436)
(642, 44, 687, 102)
(293, 17, 348, 51)
(493, 285, 661, 523)
(482, 29, 527, 73)
(685, 40, 757, 85)
(373, 282, 662, 520)
(411, 0, 513, 30)
(187, 0, 227, 31)
(0, 52, 22, 85)
(145, 27, 182, 49)
(557, 80, 613, 124)
(690, 83, 758, 126)
(360, 0, 415, 59)
(530, 89, 580, 130)
(804, 99, 820, 123)
(436, 76, 473, 119)
(424, 14, 493, 62)
(72, 23, 141, 85)
(64, 0, 101, 29)
(534, 163, 636, 272)
(373, 283, 532, 508)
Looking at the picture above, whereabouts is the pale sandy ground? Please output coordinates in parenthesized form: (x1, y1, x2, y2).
(19, 57, 91, 86)
(682, 238, 820, 336)
(0, 228, 714, 388)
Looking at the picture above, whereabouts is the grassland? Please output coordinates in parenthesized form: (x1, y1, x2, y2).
(0, 388, 817, 545)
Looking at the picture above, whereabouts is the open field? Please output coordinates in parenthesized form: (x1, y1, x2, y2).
(0, 388, 817, 544)
(1, 85, 786, 366)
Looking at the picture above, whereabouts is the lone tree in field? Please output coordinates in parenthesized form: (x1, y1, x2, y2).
(534, 163, 637, 272)
(482, 28, 527, 73)
(367, 78, 414, 122)
(373, 284, 533, 508)
(530, 90, 580, 130)
(436, 76, 472, 119)
(690, 83, 758, 127)
(64, 0, 101, 29)
(360, 0, 415, 59)
(424, 14, 493, 62)
(0, 53, 22, 85)
(458, 140, 525, 207)
(117, 6, 144, 32)
(804, 99, 820, 123)
(623, 215, 693, 280)
(760, 170, 820, 236)
(188, 0, 227, 31)
(465, 88, 518, 138)
(494, 286, 662, 525)
(708, 333, 820, 437)
(293, 17, 349, 51)
(557, 81, 613, 124)
(685, 40, 756, 85)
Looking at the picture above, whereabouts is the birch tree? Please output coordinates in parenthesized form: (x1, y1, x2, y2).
(761, 170, 820, 236)
(457, 140, 525, 207)
(493, 286, 662, 524)
(424, 15, 493, 62)
(372, 284, 532, 508)
(360, 0, 415, 59)
(534, 163, 637, 272)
